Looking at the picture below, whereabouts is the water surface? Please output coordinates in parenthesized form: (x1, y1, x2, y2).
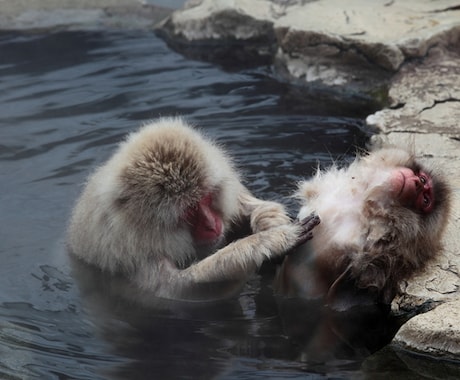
(1, 30, 450, 379)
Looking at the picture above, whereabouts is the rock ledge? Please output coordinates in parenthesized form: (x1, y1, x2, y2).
(157, 0, 460, 93)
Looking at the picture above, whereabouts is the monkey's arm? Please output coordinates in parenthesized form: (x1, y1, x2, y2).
(237, 189, 292, 233)
(136, 217, 319, 301)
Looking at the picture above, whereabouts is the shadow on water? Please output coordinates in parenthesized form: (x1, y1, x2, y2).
(1, 30, 458, 379)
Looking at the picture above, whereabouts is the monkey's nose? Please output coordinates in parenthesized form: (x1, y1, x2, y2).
(414, 177, 423, 192)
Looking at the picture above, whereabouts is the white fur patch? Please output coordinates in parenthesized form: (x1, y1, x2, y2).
(297, 163, 394, 250)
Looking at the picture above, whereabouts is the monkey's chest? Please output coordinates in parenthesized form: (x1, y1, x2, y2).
(309, 193, 366, 252)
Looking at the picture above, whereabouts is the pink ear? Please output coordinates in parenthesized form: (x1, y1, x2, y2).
(187, 193, 223, 243)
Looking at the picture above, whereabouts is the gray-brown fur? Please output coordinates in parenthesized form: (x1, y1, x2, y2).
(68, 118, 313, 301)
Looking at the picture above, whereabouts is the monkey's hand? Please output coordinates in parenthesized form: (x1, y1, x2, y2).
(254, 214, 320, 261)
(250, 200, 292, 233)
(293, 214, 320, 248)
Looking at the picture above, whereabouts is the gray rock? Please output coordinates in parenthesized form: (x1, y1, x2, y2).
(394, 299, 460, 357)
(0, 0, 172, 31)
(367, 49, 460, 136)
(156, 0, 460, 92)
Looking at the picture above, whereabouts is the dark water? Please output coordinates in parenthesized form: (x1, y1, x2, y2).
(0, 30, 455, 379)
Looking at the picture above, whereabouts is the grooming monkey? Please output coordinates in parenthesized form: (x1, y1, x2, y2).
(68, 118, 319, 301)
(275, 147, 451, 306)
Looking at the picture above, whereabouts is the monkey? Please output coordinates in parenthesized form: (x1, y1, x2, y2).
(275, 147, 451, 307)
(67, 117, 320, 302)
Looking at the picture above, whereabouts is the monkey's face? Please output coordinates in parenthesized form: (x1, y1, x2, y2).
(183, 192, 224, 245)
(364, 148, 450, 221)
(388, 167, 434, 213)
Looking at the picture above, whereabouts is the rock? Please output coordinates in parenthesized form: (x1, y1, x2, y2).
(0, 0, 172, 31)
(394, 299, 460, 358)
(12, 9, 105, 30)
(156, 0, 460, 93)
(156, 1, 278, 67)
(367, 49, 460, 136)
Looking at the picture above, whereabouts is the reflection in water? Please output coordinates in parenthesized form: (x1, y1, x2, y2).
(1, 30, 456, 379)
(70, 257, 401, 379)
(277, 298, 399, 363)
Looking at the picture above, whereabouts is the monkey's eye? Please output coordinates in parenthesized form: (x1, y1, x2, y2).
(419, 175, 427, 185)
(423, 195, 431, 207)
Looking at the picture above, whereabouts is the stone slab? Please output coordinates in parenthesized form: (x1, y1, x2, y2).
(156, 0, 460, 92)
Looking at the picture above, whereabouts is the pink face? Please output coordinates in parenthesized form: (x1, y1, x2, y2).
(390, 167, 435, 213)
(184, 193, 223, 244)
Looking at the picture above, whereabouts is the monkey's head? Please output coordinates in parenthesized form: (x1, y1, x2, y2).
(358, 147, 451, 250)
(106, 118, 243, 265)
(295, 147, 451, 304)
(360, 148, 449, 211)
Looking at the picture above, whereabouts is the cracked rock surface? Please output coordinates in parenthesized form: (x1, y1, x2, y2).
(367, 49, 460, 135)
(157, 0, 460, 92)
(394, 299, 460, 358)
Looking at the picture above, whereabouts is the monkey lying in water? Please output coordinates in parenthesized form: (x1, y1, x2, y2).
(275, 147, 451, 307)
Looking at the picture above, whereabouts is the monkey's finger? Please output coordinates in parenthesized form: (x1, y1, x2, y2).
(294, 231, 314, 248)
(298, 214, 321, 232)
